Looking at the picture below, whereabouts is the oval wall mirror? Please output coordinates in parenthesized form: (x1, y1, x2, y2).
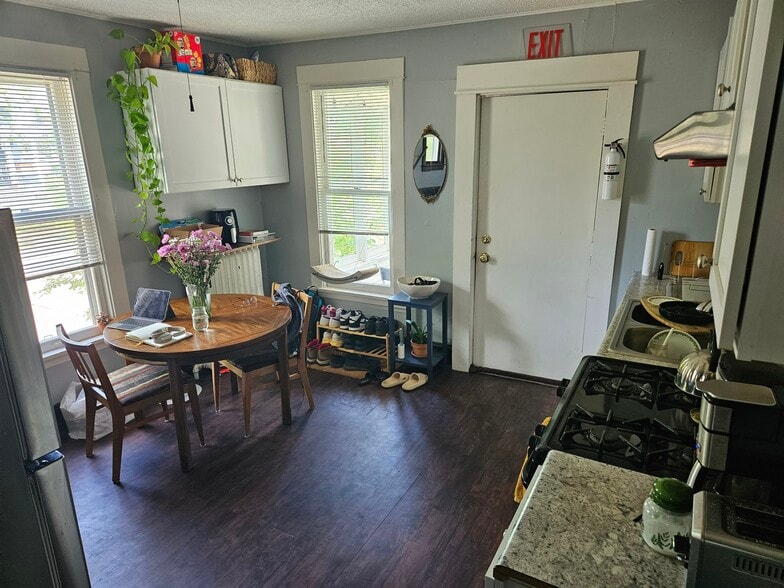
(413, 125, 447, 203)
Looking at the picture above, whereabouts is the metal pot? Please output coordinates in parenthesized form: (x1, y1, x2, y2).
(675, 350, 715, 395)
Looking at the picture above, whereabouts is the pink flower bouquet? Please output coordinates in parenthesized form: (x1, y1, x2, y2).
(157, 229, 231, 314)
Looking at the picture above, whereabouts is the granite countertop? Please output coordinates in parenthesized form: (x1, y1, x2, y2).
(493, 451, 687, 587)
(596, 272, 674, 367)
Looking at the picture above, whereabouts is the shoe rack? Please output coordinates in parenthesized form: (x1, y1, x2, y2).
(311, 323, 396, 378)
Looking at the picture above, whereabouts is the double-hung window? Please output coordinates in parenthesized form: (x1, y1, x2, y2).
(298, 59, 405, 295)
(0, 38, 127, 352)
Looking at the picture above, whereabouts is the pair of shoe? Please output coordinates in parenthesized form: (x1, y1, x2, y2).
(306, 338, 320, 363)
(316, 343, 333, 365)
(321, 331, 346, 347)
(348, 310, 367, 332)
(358, 369, 391, 386)
(319, 305, 337, 327)
(330, 351, 345, 368)
(363, 316, 390, 336)
(343, 354, 371, 371)
(330, 308, 366, 331)
(380, 372, 428, 392)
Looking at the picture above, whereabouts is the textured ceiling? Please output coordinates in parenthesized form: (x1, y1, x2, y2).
(7, 0, 638, 46)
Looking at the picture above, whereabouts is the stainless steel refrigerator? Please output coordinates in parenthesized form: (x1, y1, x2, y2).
(0, 208, 90, 586)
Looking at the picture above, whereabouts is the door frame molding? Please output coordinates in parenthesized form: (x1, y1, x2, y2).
(451, 52, 639, 372)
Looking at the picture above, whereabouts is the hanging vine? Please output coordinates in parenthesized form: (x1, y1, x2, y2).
(106, 28, 176, 261)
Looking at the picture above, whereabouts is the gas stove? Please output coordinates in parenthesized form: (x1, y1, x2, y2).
(523, 356, 699, 488)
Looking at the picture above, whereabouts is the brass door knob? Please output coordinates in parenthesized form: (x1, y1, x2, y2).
(481, 234, 491, 244)
(478, 252, 490, 263)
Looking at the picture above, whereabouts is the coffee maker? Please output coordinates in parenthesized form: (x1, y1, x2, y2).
(209, 208, 239, 245)
(683, 356, 784, 587)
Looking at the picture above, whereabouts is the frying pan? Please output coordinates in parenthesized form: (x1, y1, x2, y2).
(658, 300, 713, 326)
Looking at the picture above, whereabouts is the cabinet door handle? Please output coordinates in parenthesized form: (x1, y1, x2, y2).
(237, 178, 243, 183)
(717, 83, 731, 97)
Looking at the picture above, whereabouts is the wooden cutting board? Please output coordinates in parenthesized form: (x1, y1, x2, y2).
(641, 296, 714, 335)
(669, 240, 714, 278)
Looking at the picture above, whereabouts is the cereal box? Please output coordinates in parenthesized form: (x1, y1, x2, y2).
(164, 31, 204, 74)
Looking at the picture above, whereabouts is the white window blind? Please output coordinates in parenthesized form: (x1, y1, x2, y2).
(312, 85, 390, 237)
(0, 72, 103, 279)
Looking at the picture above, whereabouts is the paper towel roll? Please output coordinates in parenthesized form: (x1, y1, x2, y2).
(642, 229, 657, 276)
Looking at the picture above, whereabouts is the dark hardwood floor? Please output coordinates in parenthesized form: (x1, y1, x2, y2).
(61, 368, 558, 587)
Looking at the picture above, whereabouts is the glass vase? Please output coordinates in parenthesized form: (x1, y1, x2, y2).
(185, 283, 212, 318)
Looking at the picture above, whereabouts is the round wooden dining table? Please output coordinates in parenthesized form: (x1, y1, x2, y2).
(104, 294, 291, 472)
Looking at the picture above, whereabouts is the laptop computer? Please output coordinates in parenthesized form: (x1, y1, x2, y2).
(108, 288, 172, 331)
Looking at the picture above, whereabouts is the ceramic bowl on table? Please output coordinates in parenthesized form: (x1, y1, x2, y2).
(397, 276, 440, 299)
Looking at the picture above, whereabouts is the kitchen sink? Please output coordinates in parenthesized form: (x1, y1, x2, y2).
(622, 326, 666, 353)
(607, 300, 710, 365)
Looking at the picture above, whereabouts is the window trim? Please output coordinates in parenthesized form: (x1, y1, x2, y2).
(297, 58, 405, 296)
(0, 37, 129, 354)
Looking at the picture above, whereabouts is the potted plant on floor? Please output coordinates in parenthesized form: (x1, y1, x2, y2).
(407, 320, 429, 358)
(106, 28, 177, 259)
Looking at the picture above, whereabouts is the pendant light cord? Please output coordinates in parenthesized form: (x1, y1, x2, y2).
(176, 0, 195, 111)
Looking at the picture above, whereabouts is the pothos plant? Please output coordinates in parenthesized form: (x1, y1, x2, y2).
(106, 28, 177, 260)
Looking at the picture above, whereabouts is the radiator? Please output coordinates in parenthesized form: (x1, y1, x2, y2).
(212, 246, 265, 296)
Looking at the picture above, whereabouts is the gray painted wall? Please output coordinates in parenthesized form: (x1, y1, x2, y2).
(0, 2, 264, 401)
(256, 0, 733, 320)
(0, 0, 735, 398)
(0, 2, 265, 303)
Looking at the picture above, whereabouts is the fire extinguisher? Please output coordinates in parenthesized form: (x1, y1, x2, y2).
(602, 138, 625, 200)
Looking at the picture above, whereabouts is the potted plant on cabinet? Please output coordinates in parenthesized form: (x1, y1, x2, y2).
(106, 28, 177, 259)
(407, 320, 429, 358)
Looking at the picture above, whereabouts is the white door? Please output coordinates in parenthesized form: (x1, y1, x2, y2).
(472, 90, 608, 379)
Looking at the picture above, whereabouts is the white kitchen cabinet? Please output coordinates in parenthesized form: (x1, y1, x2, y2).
(701, 0, 750, 203)
(710, 0, 784, 362)
(142, 68, 289, 193)
(226, 82, 289, 186)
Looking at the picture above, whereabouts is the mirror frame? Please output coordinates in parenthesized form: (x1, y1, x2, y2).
(413, 124, 447, 204)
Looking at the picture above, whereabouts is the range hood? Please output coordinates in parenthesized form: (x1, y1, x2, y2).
(653, 109, 734, 162)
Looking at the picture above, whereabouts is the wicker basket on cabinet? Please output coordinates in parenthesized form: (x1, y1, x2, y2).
(235, 58, 277, 84)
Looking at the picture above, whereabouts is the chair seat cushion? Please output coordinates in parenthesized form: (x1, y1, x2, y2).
(109, 364, 193, 406)
(225, 346, 279, 373)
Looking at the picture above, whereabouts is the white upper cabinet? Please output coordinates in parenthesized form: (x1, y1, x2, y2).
(701, 0, 751, 203)
(226, 82, 289, 186)
(143, 69, 289, 194)
(710, 0, 784, 362)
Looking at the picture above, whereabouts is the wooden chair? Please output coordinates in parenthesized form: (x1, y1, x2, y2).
(217, 283, 314, 436)
(56, 324, 204, 484)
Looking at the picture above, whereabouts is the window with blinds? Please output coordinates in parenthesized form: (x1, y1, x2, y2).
(0, 71, 106, 340)
(311, 84, 391, 283)
(0, 72, 103, 279)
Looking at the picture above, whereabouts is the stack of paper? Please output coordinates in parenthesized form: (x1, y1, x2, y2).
(238, 229, 277, 244)
(126, 323, 193, 347)
(125, 323, 169, 342)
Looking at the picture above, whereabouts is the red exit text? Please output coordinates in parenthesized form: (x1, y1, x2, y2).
(527, 28, 566, 59)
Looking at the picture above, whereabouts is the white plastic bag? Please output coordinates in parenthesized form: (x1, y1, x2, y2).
(60, 381, 202, 441)
(60, 381, 115, 440)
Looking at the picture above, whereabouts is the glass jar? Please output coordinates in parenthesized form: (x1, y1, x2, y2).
(641, 477, 693, 556)
(191, 306, 209, 332)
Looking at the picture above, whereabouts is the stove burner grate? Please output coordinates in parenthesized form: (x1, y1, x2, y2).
(558, 404, 693, 474)
(581, 360, 699, 413)
(560, 406, 648, 467)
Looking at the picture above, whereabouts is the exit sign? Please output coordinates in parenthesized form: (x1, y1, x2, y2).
(523, 24, 573, 60)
